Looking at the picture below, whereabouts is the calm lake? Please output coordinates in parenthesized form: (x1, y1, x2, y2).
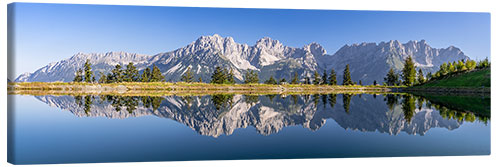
(8, 93, 490, 164)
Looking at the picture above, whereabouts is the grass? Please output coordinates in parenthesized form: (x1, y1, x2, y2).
(8, 81, 404, 96)
(415, 68, 490, 88)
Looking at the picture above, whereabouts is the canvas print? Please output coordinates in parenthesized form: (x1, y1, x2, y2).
(7, 3, 490, 165)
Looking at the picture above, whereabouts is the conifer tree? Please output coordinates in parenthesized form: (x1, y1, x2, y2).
(384, 68, 398, 86)
(290, 72, 299, 84)
(141, 67, 151, 82)
(342, 64, 353, 85)
(280, 78, 287, 84)
(426, 72, 433, 80)
(265, 76, 277, 85)
(465, 59, 477, 70)
(402, 56, 416, 86)
(417, 69, 425, 84)
(84, 59, 93, 83)
(478, 58, 490, 69)
(211, 66, 225, 84)
(439, 63, 449, 76)
(244, 70, 259, 84)
(313, 71, 321, 85)
(304, 77, 311, 85)
(226, 68, 236, 84)
(321, 70, 328, 85)
(150, 65, 164, 82)
(124, 62, 139, 82)
(329, 69, 337, 85)
(110, 64, 124, 82)
(98, 72, 108, 83)
(373, 80, 377, 85)
(358, 80, 362, 86)
(181, 67, 195, 83)
(447, 62, 455, 73)
(73, 68, 84, 82)
(456, 60, 467, 71)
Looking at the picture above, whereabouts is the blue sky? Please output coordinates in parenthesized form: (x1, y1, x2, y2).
(9, 3, 490, 77)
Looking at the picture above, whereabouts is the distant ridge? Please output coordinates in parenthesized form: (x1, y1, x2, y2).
(16, 34, 469, 84)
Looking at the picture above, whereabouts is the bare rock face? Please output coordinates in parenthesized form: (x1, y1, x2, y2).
(16, 35, 468, 84)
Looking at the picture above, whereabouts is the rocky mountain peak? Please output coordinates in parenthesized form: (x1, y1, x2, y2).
(255, 37, 283, 49)
(15, 36, 469, 84)
(304, 42, 326, 57)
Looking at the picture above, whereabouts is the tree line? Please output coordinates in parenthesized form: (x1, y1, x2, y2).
(75, 56, 491, 86)
(73, 60, 368, 86)
(383, 56, 490, 86)
(73, 60, 164, 83)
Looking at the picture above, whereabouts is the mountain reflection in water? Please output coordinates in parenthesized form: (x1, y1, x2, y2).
(35, 93, 490, 137)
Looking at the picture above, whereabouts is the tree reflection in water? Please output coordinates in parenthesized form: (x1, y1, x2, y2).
(211, 94, 234, 111)
(342, 94, 353, 113)
(402, 94, 416, 123)
(69, 93, 489, 126)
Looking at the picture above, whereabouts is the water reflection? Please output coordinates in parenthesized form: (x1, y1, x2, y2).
(35, 93, 489, 137)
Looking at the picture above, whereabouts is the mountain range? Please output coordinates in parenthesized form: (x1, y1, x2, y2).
(35, 94, 462, 137)
(15, 34, 469, 84)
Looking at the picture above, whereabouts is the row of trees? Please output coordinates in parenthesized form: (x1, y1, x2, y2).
(432, 58, 490, 79)
(384, 56, 491, 86)
(75, 61, 367, 86)
(78, 56, 489, 86)
(73, 59, 95, 82)
(99, 63, 164, 83)
(73, 60, 164, 83)
(263, 65, 366, 86)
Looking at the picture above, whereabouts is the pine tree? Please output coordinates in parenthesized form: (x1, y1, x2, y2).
(181, 67, 195, 83)
(447, 62, 455, 73)
(73, 68, 83, 82)
(98, 72, 108, 83)
(141, 67, 151, 82)
(124, 62, 139, 82)
(426, 72, 433, 80)
(290, 72, 299, 84)
(84, 59, 93, 83)
(313, 71, 321, 85)
(226, 68, 235, 84)
(280, 78, 287, 84)
(304, 77, 311, 85)
(465, 59, 477, 70)
(265, 76, 277, 85)
(439, 63, 449, 76)
(342, 64, 353, 85)
(373, 80, 377, 85)
(150, 65, 164, 82)
(321, 70, 328, 85)
(244, 70, 259, 84)
(358, 80, 362, 86)
(457, 60, 467, 71)
(328, 69, 337, 85)
(417, 69, 425, 84)
(211, 66, 225, 84)
(222, 68, 229, 84)
(478, 58, 490, 69)
(110, 64, 123, 82)
(402, 56, 416, 86)
(384, 68, 398, 86)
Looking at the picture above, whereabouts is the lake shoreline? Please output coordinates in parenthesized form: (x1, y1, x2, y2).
(8, 82, 402, 96)
(8, 82, 491, 96)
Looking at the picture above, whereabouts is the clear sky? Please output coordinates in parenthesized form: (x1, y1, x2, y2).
(9, 3, 490, 77)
